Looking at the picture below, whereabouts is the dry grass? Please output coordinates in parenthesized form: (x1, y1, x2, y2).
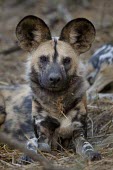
(0, 97, 113, 170)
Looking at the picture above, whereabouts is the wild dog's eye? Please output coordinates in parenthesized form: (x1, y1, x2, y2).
(40, 56, 49, 63)
(63, 57, 71, 65)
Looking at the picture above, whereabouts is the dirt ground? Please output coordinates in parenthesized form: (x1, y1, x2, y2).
(0, 0, 113, 169)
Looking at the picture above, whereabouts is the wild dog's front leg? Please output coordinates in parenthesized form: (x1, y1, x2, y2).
(27, 137, 38, 152)
(72, 102, 101, 161)
(73, 136, 101, 161)
(32, 100, 60, 152)
(21, 137, 38, 163)
(33, 115, 60, 152)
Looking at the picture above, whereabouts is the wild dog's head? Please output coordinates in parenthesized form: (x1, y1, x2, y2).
(16, 15, 95, 91)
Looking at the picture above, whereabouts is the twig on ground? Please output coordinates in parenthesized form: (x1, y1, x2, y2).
(0, 46, 21, 55)
(0, 159, 14, 168)
(0, 132, 70, 170)
(0, 81, 9, 86)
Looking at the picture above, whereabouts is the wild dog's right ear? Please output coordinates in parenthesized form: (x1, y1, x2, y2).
(16, 15, 52, 51)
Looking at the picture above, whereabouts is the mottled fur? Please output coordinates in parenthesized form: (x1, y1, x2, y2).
(0, 15, 101, 161)
(0, 85, 34, 141)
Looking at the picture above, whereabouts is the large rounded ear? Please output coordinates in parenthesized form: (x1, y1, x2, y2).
(16, 15, 52, 51)
(59, 18, 96, 54)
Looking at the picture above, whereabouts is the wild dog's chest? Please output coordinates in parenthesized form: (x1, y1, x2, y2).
(33, 78, 86, 119)
(35, 92, 74, 118)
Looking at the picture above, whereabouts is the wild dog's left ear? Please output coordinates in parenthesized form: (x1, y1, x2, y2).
(16, 15, 52, 51)
(59, 18, 95, 53)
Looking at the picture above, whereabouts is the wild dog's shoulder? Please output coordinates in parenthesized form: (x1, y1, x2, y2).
(0, 85, 34, 141)
(0, 84, 32, 117)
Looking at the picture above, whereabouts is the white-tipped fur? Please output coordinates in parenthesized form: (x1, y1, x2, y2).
(27, 137, 38, 152)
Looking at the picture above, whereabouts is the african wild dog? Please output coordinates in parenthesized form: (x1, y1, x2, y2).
(86, 44, 113, 95)
(0, 15, 101, 161)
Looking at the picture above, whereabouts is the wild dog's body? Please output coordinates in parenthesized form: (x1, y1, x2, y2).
(31, 43, 86, 137)
(0, 16, 101, 161)
(0, 85, 45, 155)
(0, 85, 34, 141)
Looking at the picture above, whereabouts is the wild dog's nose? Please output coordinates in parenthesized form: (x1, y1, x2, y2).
(49, 73, 61, 84)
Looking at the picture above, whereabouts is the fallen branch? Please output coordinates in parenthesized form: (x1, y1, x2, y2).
(0, 132, 69, 170)
(0, 46, 21, 55)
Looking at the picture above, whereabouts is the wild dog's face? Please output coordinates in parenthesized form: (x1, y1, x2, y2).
(30, 40, 79, 91)
(16, 15, 95, 91)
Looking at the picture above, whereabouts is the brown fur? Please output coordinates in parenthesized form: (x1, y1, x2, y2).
(0, 85, 35, 142)
(0, 15, 101, 161)
(31, 40, 78, 76)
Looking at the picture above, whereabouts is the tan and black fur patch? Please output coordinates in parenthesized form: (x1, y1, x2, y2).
(0, 15, 101, 161)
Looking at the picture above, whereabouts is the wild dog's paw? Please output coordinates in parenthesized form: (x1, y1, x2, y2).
(38, 143, 51, 152)
(17, 138, 38, 165)
(27, 137, 38, 151)
(89, 151, 102, 161)
(27, 137, 51, 152)
(18, 155, 34, 165)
